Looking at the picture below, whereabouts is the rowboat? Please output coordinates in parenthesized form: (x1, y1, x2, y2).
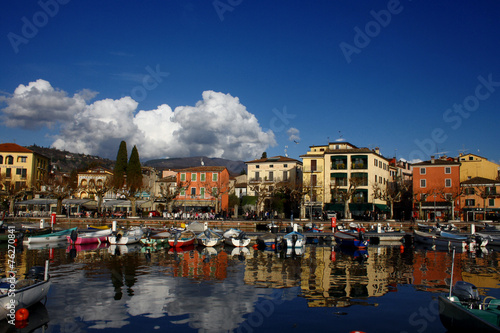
(25, 227, 78, 244)
(67, 228, 112, 245)
(168, 229, 196, 248)
(197, 228, 223, 247)
(108, 227, 144, 245)
(141, 231, 171, 246)
(0, 261, 51, 321)
(223, 228, 251, 247)
(413, 230, 476, 251)
(256, 232, 278, 249)
(282, 230, 306, 248)
(334, 230, 369, 248)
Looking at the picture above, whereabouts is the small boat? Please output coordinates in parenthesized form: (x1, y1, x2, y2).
(25, 227, 78, 244)
(141, 231, 171, 247)
(413, 230, 476, 251)
(168, 229, 196, 248)
(197, 228, 223, 247)
(0, 261, 51, 321)
(223, 228, 251, 247)
(256, 232, 278, 249)
(282, 230, 306, 249)
(334, 230, 369, 248)
(108, 227, 144, 245)
(438, 248, 500, 332)
(67, 228, 112, 245)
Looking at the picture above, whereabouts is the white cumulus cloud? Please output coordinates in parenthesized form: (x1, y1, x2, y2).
(1, 80, 276, 161)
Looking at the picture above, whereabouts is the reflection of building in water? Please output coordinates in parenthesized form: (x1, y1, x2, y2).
(161, 249, 228, 281)
(243, 246, 414, 308)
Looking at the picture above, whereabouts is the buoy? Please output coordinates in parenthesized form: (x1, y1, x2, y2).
(400, 244, 404, 252)
(15, 308, 29, 321)
(15, 319, 28, 329)
(252, 244, 258, 250)
(271, 244, 275, 250)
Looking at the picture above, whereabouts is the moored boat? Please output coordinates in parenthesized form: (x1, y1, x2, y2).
(168, 229, 196, 248)
(67, 228, 112, 245)
(25, 227, 78, 244)
(108, 227, 144, 245)
(141, 231, 171, 247)
(282, 230, 306, 249)
(197, 228, 223, 247)
(223, 228, 251, 247)
(0, 261, 51, 321)
(334, 230, 369, 248)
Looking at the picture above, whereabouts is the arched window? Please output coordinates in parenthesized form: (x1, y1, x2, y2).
(5, 156, 13, 165)
(80, 179, 88, 187)
(0, 155, 3, 164)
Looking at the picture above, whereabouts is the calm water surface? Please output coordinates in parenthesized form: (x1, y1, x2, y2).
(1, 237, 500, 333)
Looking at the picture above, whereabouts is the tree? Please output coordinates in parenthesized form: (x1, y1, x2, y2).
(127, 146, 142, 193)
(113, 141, 128, 189)
(261, 152, 267, 159)
(330, 177, 362, 219)
(0, 174, 30, 215)
(437, 187, 464, 221)
(38, 173, 77, 215)
(373, 176, 411, 219)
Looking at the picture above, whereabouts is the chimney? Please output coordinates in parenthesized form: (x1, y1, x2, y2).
(374, 147, 380, 155)
(430, 156, 435, 164)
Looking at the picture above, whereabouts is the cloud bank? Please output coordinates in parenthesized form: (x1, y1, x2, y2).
(0, 80, 276, 161)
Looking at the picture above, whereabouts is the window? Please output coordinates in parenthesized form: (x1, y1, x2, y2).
(311, 174, 317, 186)
(191, 173, 197, 181)
(445, 179, 451, 187)
(0, 155, 3, 164)
(420, 168, 426, 175)
(212, 187, 218, 196)
(190, 187, 196, 196)
(489, 198, 495, 206)
(269, 165, 274, 168)
(6, 168, 11, 178)
(254, 171, 260, 180)
(283, 164, 288, 168)
(465, 199, 475, 206)
(282, 171, 288, 181)
(256, 165, 260, 169)
(268, 171, 273, 181)
(465, 187, 475, 195)
(200, 187, 205, 198)
(469, 156, 473, 160)
(212, 173, 218, 181)
(180, 188, 186, 196)
(311, 160, 317, 171)
(180, 173, 186, 181)
(420, 179, 426, 188)
(5, 156, 13, 165)
(374, 159, 378, 167)
(445, 167, 451, 174)
(200, 173, 206, 182)
(17, 156, 27, 163)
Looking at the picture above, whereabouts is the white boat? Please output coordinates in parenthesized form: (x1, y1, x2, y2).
(108, 227, 144, 245)
(67, 228, 112, 245)
(223, 228, 251, 247)
(197, 228, 223, 247)
(0, 261, 51, 321)
(25, 227, 78, 244)
(283, 230, 306, 248)
(413, 230, 476, 251)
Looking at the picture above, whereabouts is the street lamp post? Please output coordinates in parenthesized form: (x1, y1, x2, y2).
(433, 194, 436, 222)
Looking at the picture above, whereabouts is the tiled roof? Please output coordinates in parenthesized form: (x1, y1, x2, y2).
(461, 177, 500, 185)
(245, 156, 301, 164)
(412, 159, 460, 166)
(0, 143, 33, 153)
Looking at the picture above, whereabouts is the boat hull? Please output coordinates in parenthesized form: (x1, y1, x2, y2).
(438, 295, 500, 332)
(334, 231, 369, 248)
(0, 279, 51, 320)
(25, 227, 78, 244)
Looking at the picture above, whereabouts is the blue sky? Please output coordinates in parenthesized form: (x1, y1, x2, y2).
(1, 0, 499, 164)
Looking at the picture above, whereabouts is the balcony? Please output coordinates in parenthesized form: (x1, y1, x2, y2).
(303, 166, 323, 173)
(248, 177, 263, 183)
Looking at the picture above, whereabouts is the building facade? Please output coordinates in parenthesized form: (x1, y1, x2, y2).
(0, 143, 50, 192)
(175, 166, 231, 214)
(458, 153, 500, 182)
(412, 157, 461, 221)
(460, 177, 500, 221)
(245, 156, 303, 214)
(301, 142, 391, 219)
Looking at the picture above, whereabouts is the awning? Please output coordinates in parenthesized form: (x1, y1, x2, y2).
(16, 199, 56, 206)
(103, 200, 149, 208)
(349, 203, 372, 212)
(324, 203, 344, 211)
(374, 204, 390, 212)
(331, 173, 347, 178)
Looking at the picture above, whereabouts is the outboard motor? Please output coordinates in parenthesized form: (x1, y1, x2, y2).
(292, 234, 298, 248)
(70, 229, 78, 244)
(26, 266, 46, 280)
(452, 281, 481, 307)
(358, 232, 364, 241)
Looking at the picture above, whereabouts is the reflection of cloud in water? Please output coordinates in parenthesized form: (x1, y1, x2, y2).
(47, 266, 131, 330)
(128, 264, 276, 332)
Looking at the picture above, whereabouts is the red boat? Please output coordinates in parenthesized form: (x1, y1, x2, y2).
(168, 229, 196, 248)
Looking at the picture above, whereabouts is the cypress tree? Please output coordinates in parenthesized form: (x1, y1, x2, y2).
(113, 141, 128, 189)
(127, 145, 142, 193)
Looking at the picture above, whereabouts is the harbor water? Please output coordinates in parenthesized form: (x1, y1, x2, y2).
(1, 233, 500, 333)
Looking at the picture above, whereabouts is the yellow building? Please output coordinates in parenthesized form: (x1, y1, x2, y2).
(301, 141, 391, 219)
(0, 143, 50, 191)
(459, 153, 500, 182)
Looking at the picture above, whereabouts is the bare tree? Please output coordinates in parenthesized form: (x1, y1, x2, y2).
(437, 186, 464, 221)
(0, 175, 31, 215)
(413, 191, 430, 220)
(373, 177, 411, 219)
(38, 174, 77, 215)
(330, 177, 362, 219)
(84, 176, 114, 215)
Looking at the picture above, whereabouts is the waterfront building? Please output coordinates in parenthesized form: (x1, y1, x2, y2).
(174, 166, 231, 214)
(412, 156, 461, 221)
(460, 176, 500, 221)
(77, 166, 115, 200)
(301, 142, 391, 219)
(0, 143, 50, 193)
(245, 156, 302, 215)
(458, 153, 500, 182)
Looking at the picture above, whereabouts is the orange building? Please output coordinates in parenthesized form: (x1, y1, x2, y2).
(412, 157, 461, 221)
(460, 177, 500, 221)
(175, 166, 231, 214)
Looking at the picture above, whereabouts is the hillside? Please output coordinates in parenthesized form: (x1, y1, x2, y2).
(144, 156, 246, 176)
(27, 145, 246, 175)
(27, 145, 115, 173)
